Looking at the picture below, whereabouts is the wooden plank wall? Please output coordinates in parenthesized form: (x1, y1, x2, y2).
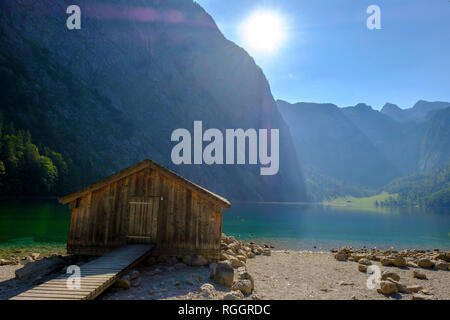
(67, 168, 223, 259)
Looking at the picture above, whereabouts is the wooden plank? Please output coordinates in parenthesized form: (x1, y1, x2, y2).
(29, 286, 93, 292)
(14, 292, 88, 299)
(10, 244, 153, 301)
(11, 297, 78, 300)
(22, 289, 89, 297)
(55, 275, 113, 281)
(44, 280, 108, 286)
(33, 284, 99, 290)
(58, 160, 231, 209)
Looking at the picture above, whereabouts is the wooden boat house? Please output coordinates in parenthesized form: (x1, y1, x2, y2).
(58, 159, 231, 260)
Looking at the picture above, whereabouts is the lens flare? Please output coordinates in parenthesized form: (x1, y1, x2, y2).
(241, 11, 286, 54)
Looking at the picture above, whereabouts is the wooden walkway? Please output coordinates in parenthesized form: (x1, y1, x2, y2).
(10, 244, 153, 300)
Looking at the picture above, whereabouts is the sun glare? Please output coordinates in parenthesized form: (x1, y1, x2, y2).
(241, 11, 286, 54)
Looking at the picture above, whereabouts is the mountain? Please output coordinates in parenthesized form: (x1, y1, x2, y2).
(341, 103, 422, 176)
(379, 103, 405, 122)
(276, 100, 399, 188)
(342, 102, 450, 175)
(419, 107, 450, 171)
(341, 103, 401, 147)
(381, 100, 450, 122)
(277, 99, 450, 200)
(0, 0, 307, 201)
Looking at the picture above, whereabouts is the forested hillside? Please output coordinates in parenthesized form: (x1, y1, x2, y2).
(381, 161, 450, 207)
(0, 114, 77, 195)
(0, 0, 307, 201)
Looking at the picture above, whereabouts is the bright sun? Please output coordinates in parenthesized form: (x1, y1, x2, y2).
(241, 11, 286, 54)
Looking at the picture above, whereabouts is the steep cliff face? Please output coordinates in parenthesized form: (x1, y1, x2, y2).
(419, 107, 450, 171)
(0, 0, 307, 201)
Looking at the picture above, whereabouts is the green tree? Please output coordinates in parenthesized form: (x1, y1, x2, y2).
(0, 115, 72, 196)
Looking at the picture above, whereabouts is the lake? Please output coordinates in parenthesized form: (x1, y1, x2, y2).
(0, 199, 449, 251)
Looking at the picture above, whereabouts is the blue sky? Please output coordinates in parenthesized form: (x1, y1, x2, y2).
(196, 0, 450, 109)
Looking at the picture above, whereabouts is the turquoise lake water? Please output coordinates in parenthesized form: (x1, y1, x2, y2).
(0, 199, 449, 251)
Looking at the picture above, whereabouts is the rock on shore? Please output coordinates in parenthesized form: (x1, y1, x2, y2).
(333, 246, 449, 300)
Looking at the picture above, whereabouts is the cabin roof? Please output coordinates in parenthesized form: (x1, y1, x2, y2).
(58, 159, 231, 208)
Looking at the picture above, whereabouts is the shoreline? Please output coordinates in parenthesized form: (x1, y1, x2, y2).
(1, 240, 449, 261)
(0, 243, 66, 260)
(1, 250, 449, 300)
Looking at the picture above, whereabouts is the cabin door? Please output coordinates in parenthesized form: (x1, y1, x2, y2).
(127, 196, 160, 244)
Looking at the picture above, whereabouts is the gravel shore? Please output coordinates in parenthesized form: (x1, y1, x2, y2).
(246, 250, 450, 300)
(98, 250, 450, 300)
(1, 248, 449, 300)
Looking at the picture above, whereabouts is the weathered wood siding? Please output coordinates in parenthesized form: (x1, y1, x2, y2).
(67, 168, 223, 259)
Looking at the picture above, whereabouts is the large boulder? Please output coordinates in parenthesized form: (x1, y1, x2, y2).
(358, 258, 371, 266)
(435, 252, 450, 262)
(239, 271, 255, 290)
(407, 285, 423, 293)
(31, 253, 40, 260)
(351, 254, 366, 262)
(232, 280, 253, 295)
(237, 249, 247, 257)
(358, 264, 368, 272)
(114, 277, 131, 289)
(412, 270, 427, 279)
(0, 259, 13, 265)
(412, 293, 433, 300)
(393, 256, 407, 267)
(380, 258, 394, 266)
(15, 256, 65, 280)
(223, 236, 235, 245)
(334, 252, 348, 261)
(191, 255, 208, 267)
(174, 262, 187, 270)
(227, 242, 239, 253)
(131, 277, 141, 287)
(381, 271, 400, 282)
(223, 291, 244, 300)
(407, 260, 419, 268)
(210, 262, 234, 287)
(182, 255, 193, 266)
(379, 281, 398, 295)
(435, 260, 449, 271)
(220, 252, 230, 261)
(198, 283, 217, 299)
(253, 247, 263, 255)
(22, 256, 34, 264)
(417, 258, 434, 269)
(386, 279, 410, 293)
(128, 270, 140, 280)
(229, 258, 245, 268)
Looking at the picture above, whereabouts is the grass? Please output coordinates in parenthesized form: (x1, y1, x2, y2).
(323, 192, 399, 211)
